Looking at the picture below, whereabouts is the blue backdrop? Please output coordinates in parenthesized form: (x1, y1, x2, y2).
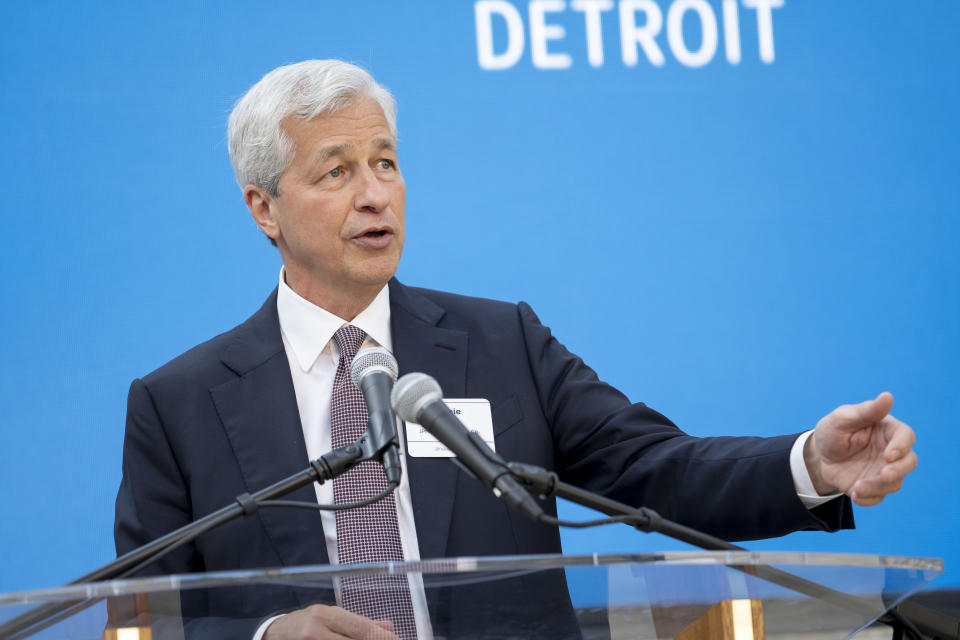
(1, 0, 957, 594)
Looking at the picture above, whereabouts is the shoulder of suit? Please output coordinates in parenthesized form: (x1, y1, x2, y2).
(401, 283, 523, 316)
(139, 290, 278, 390)
(395, 282, 546, 336)
(140, 328, 235, 386)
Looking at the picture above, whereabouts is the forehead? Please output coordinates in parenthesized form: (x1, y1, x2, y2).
(282, 97, 395, 157)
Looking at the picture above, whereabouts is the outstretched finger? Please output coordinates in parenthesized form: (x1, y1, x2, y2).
(850, 450, 917, 503)
(884, 450, 918, 482)
(831, 392, 894, 430)
(851, 492, 885, 507)
(882, 417, 916, 462)
(853, 474, 903, 500)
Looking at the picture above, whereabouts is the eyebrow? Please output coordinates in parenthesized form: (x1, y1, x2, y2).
(313, 137, 397, 167)
(314, 143, 351, 167)
(371, 136, 397, 153)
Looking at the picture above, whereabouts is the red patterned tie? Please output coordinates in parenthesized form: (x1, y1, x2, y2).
(330, 325, 417, 639)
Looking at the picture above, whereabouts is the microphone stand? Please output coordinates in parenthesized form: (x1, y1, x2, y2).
(0, 435, 381, 640)
(505, 460, 923, 639)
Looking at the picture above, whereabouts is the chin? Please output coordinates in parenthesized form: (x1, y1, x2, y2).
(351, 260, 400, 288)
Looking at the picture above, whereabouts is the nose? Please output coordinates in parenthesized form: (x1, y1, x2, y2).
(354, 165, 391, 213)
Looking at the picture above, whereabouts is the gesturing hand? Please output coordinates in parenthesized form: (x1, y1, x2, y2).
(804, 392, 918, 506)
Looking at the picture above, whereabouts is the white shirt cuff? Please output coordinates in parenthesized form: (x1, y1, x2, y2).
(790, 430, 843, 508)
(252, 614, 283, 640)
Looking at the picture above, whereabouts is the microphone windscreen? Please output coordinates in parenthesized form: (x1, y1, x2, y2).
(391, 372, 443, 422)
(350, 346, 399, 387)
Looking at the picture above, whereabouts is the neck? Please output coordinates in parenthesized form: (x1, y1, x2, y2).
(282, 270, 384, 321)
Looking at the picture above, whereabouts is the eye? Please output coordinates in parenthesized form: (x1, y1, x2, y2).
(376, 159, 396, 170)
(327, 166, 343, 178)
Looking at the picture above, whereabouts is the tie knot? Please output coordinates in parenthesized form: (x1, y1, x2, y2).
(333, 325, 367, 362)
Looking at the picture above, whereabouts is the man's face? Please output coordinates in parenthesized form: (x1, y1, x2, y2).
(252, 97, 405, 311)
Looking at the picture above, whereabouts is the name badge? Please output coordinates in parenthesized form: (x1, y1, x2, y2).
(405, 398, 495, 457)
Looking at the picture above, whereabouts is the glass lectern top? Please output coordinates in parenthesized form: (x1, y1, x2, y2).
(0, 552, 944, 640)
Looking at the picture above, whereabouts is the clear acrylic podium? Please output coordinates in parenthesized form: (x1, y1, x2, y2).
(0, 551, 943, 639)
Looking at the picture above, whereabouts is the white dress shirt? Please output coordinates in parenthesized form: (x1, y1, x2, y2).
(255, 268, 838, 638)
(791, 430, 840, 507)
(255, 269, 434, 640)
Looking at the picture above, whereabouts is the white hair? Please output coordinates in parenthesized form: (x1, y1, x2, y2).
(227, 60, 397, 196)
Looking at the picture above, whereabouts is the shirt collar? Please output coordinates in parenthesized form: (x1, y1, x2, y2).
(276, 267, 393, 372)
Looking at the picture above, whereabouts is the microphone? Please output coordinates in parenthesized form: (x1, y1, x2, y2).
(350, 347, 402, 485)
(391, 372, 543, 521)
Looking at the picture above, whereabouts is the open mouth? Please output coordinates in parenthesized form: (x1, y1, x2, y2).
(353, 228, 394, 248)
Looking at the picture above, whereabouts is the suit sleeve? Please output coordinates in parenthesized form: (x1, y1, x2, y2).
(114, 380, 275, 639)
(515, 301, 853, 541)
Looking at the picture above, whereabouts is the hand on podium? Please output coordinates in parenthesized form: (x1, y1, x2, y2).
(804, 392, 918, 506)
(264, 604, 400, 640)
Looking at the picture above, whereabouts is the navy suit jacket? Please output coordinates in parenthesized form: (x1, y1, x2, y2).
(114, 279, 852, 637)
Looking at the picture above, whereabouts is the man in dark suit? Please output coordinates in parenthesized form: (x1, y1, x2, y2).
(115, 60, 918, 640)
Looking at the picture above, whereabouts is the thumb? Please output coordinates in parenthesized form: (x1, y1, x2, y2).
(833, 392, 894, 430)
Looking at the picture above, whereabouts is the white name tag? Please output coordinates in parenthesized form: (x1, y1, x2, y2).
(405, 398, 496, 458)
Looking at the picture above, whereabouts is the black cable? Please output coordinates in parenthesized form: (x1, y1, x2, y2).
(537, 513, 650, 529)
(259, 482, 399, 512)
(121, 483, 399, 578)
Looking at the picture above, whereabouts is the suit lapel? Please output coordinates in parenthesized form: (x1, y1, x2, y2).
(210, 290, 330, 569)
(207, 282, 468, 567)
(389, 280, 468, 560)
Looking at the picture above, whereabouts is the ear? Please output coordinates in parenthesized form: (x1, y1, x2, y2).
(243, 185, 282, 242)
